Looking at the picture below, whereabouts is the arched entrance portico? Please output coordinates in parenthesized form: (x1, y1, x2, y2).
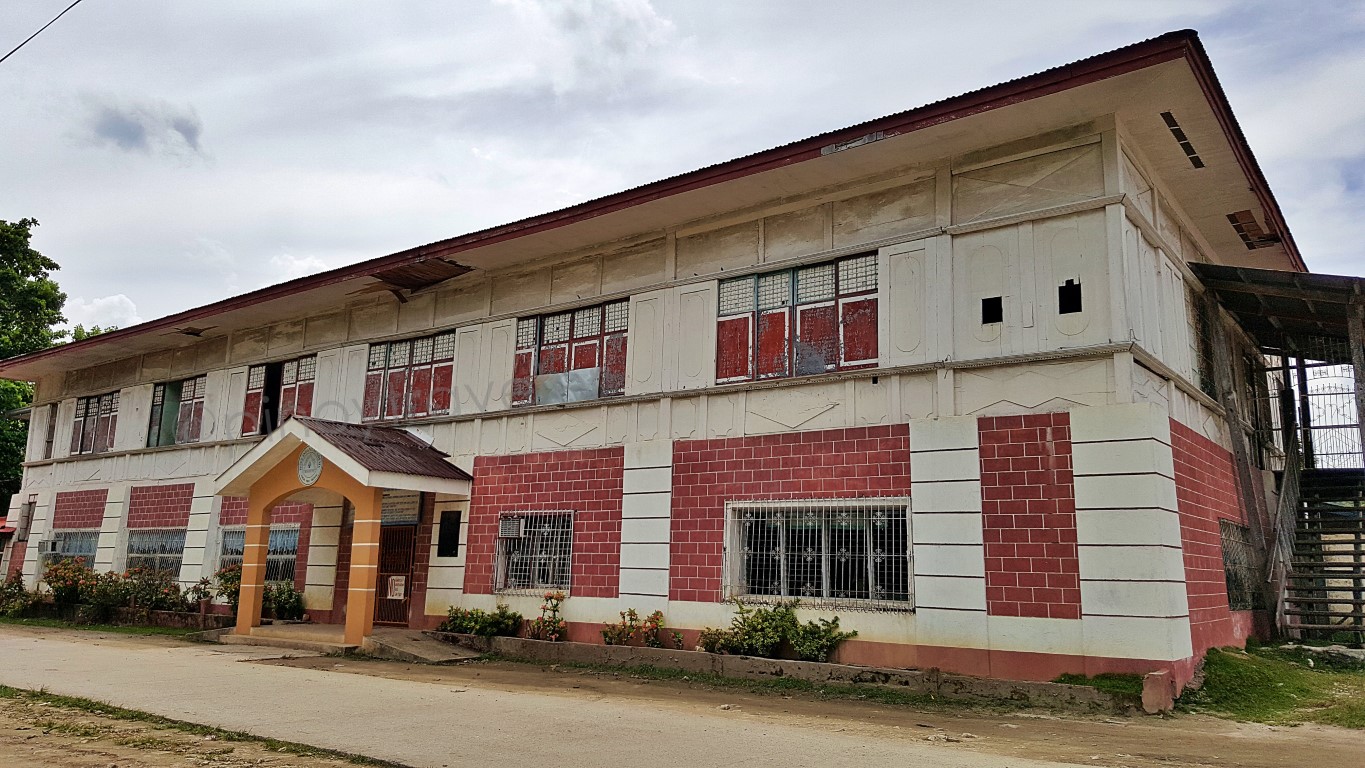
(214, 417, 471, 646)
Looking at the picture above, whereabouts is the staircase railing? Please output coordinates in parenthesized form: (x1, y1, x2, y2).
(1269, 430, 1302, 636)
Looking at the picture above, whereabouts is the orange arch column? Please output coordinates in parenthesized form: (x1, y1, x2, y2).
(234, 490, 274, 635)
(344, 487, 384, 646)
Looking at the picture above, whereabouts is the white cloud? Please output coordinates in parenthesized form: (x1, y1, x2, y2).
(266, 253, 330, 284)
(63, 295, 143, 331)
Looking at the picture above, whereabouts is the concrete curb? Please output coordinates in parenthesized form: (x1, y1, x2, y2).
(427, 631, 1138, 715)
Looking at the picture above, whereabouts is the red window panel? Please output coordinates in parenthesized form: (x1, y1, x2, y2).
(189, 397, 205, 442)
(70, 399, 87, 455)
(384, 368, 409, 418)
(571, 340, 600, 370)
(408, 366, 433, 417)
(755, 308, 790, 379)
(79, 400, 97, 454)
(242, 365, 266, 436)
(92, 398, 112, 451)
(716, 314, 753, 383)
(362, 345, 387, 421)
(432, 362, 454, 413)
(602, 334, 627, 396)
(840, 295, 878, 366)
(512, 349, 535, 407)
(294, 356, 316, 418)
(175, 392, 195, 444)
(795, 302, 839, 375)
(539, 345, 568, 376)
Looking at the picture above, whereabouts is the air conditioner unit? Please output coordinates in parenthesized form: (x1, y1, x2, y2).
(498, 517, 526, 538)
(37, 540, 62, 556)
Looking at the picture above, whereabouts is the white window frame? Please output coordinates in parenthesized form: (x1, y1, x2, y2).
(124, 528, 187, 576)
(494, 510, 574, 595)
(722, 498, 913, 612)
(50, 529, 100, 566)
(217, 525, 301, 583)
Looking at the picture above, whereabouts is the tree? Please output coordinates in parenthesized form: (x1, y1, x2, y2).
(0, 218, 66, 511)
(71, 324, 116, 341)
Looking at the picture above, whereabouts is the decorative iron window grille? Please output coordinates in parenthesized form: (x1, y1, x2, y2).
(51, 530, 99, 565)
(512, 300, 629, 407)
(1219, 519, 1263, 611)
(362, 332, 456, 422)
(70, 391, 119, 455)
(218, 526, 300, 583)
(495, 511, 573, 594)
(717, 253, 878, 383)
(125, 529, 187, 575)
(148, 375, 207, 446)
(726, 499, 913, 611)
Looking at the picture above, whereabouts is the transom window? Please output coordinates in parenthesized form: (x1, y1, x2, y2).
(363, 332, 456, 421)
(717, 253, 879, 383)
(125, 529, 186, 575)
(726, 500, 912, 611)
(513, 300, 628, 406)
(70, 391, 119, 455)
(218, 526, 300, 583)
(495, 511, 573, 594)
(148, 375, 207, 446)
(242, 354, 317, 436)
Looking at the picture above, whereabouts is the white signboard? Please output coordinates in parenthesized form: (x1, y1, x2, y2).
(381, 490, 421, 526)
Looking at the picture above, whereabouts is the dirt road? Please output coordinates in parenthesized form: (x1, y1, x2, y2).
(0, 625, 1361, 768)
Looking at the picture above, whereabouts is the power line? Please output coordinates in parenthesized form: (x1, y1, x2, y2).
(0, 0, 87, 66)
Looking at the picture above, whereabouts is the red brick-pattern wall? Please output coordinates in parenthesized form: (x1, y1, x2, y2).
(408, 494, 436, 627)
(1172, 418, 1247, 654)
(218, 497, 313, 526)
(52, 489, 108, 530)
(670, 425, 911, 603)
(464, 448, 624, 599)
(978, 413, 1081, 620)
(8, 541, 26, 577)
(127, 484, 194, 529)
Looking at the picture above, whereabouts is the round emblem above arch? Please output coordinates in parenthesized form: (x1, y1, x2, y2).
(297, 446, 324, 487)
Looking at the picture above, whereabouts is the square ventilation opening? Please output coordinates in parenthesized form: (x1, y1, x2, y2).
(981, 296, 1003, 325)
(1058, 280, 1082, 314)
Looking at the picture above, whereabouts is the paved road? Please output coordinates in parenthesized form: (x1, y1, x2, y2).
(0, 627, 1088, 768)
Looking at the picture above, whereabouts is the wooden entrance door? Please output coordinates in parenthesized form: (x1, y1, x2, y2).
(374, 525, 416, 626)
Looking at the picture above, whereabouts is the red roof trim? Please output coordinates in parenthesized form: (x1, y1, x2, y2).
(1, 29, 1301, 373)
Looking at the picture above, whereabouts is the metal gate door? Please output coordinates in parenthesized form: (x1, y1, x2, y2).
(374, 525, 416, 626)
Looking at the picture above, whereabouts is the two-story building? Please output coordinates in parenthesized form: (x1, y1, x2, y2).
(0, 30, 1326, 689)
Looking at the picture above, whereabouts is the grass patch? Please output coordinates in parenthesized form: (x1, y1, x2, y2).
(1054, 673, 1144, 698)
(0, 616, 198, 637)
(0, 685, 411, 767)
(488, 655, 1029, 714)
(1180, 647, 1365, 728)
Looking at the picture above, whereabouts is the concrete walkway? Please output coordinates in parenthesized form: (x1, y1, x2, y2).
(0, 627, 1087, 768)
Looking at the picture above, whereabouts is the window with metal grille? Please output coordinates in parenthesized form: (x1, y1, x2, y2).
(147, 376, 207, 446)
(512, 300, 629, 407)
(495, 511, 573, 594)
(50, 530, 99, 565)
(726, 500, 912, 611)
(242, 354, 317, 436)
(362, 332, 456, 421)
(125, 529, 186, 575)
(1219, 519, 1263, 611)
(70, 391, 119, 455)
(218, 526, 300, 583)
(717, 253, 878, 383)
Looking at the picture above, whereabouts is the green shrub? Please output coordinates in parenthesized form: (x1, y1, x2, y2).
(83, 571, 130, 622)
(0, 573, 37, 617)
(697, 600, 856, 662)
(213, 563, 242, 614)
(123, 567, 188, 612)
(438, 604, 523, 637)
(601, 608, 675, 648)
(264, 582, 305, 621)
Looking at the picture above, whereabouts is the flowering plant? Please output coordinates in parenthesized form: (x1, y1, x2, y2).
(527, 590, 567, 642)
(43, 557, 95, 605)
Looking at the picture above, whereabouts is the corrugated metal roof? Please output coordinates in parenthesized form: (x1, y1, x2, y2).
(293, 417, 471, 481)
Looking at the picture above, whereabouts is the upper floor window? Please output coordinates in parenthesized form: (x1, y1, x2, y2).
(513, 300, 628, 406)
(70, 391, 118, 456)
(148, 375, 207, 447)
(242, 354, 316, 436)
(363, 332, 455, 422)
(716, 254, 878, 383)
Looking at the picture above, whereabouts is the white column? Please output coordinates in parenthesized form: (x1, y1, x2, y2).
(618, 439, 673, 612)
(94, 484, 129, 573)
(1072, 402, 1193, 662)
(178, 482, 220, 586)
(909, 417, 988, 650)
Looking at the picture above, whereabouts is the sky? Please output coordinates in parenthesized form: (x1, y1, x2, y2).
(2, 1, 1362, 331)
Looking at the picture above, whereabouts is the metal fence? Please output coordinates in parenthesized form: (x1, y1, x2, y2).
(218, 526, 300, 583)
(724, 499, 913, 611)
(125, 529, 186, 575)
(1220, 519, 1264, 611)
